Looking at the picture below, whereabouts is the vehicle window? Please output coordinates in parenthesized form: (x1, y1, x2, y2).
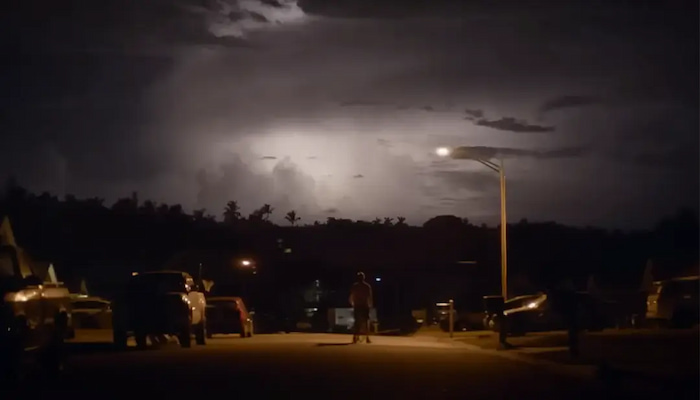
(661, 282, 678, 296)
(507, 295, 540, 309)
(0, 254, 15, 277)
(677, 280, 699, 294)
(185, 276, 195, 292)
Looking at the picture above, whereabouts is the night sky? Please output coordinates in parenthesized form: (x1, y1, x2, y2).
(1, 0, 697, 228)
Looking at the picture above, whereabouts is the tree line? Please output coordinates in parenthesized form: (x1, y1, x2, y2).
(0, 178, 697, 299)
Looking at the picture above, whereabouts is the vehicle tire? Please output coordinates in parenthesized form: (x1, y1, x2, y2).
(42, 312, 68, 378)
(0, 328, 24, 387)
(112, 326, 128, 350)
(195, 319, 206, 345)
(179, 316, 192, 348)
(246, 321, 254, 338)
(134, 331, 148, 349)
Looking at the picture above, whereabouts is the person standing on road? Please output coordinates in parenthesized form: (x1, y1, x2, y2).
(349, 272, 373, 344)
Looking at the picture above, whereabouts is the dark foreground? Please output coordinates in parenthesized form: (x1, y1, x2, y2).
(3, 332, 697, 399)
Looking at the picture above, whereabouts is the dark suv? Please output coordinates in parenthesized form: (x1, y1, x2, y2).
(112, 271, 207, 349)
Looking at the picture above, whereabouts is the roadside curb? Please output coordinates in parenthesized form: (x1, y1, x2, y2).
(439, 337, 598, 380)
(441, 336, 697, 396)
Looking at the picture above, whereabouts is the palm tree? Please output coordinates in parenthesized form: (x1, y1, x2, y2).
(396, 216, 407, 226)
(223, 200, 241, 224)
(371, 218, 382, 225)
(285, 210, 300, 226)
(383, 217, 394, 226)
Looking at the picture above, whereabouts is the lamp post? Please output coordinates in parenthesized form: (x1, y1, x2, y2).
(237, 258, 256, 300)
(436, 147, 508, 300)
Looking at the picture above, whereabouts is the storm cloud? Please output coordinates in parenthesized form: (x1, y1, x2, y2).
(1, 0, 697, 229)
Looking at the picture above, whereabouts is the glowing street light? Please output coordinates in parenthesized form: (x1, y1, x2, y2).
(241, 259, 252, 267)
(436, 146, 508, 300)
(435, 147, 451, 157)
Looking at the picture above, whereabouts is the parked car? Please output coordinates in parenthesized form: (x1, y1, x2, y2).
(504, 292, 610, 335)
(112, 271, 207, 349)
(250, 309, 294, 334)
(0, 244, 71, 384)
(646, 276, 699, 328)
(205, 296, 254, 338)
(70, 296, 112, 329)
(484, 294, 543, 331)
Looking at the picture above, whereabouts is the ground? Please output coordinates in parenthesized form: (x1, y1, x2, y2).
(445, 328, 699, 378)
(3, 330, 697, 399)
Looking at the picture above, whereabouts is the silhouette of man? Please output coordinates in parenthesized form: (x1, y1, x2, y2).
(349, 272, 373, 344)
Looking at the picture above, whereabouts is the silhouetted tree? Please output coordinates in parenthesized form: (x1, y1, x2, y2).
(1, 177, 695, 309)
(193, 209, 206, 221)
(285, 210, 300, 226)
(111, 195, 138, 214)
(259, 204, 274, 221)
(223, 201, 241, 224)
(139, 200, 157, 215)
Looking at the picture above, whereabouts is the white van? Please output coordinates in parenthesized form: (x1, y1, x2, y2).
(646, 276, 699, 328)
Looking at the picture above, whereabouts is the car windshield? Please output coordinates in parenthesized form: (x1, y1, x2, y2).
(507, 295, 541, 308)
(129, 273, 184, 294)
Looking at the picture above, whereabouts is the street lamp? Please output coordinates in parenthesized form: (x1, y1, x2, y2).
(436, 146, 508, 300)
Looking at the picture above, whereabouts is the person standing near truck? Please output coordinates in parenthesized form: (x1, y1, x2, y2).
(349, 272, 373, 344)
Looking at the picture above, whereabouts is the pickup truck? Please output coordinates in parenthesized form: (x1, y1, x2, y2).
(0, 244, 72, 384)
(112, 271, 207, 349)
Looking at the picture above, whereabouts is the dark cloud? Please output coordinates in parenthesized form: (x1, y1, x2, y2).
(340, 101, 386, 107)
(433, 170, 500, 192)
(613, 110, 699, 172)
(261, 156, 278, 160)
(299, 0, 692, 19)
(473, 117, 555, 133)
(421, 106, 434, 112)
(450, 146, 588, 160)
(248, 11, 270, 22)
(260, 0, 285, 8)
(539, 95, 600, 114)
(353, 174, 364, 179)
(439, 197, 458, 204)
(325, 208, 339, 214)
(464, 108, 484, 119)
